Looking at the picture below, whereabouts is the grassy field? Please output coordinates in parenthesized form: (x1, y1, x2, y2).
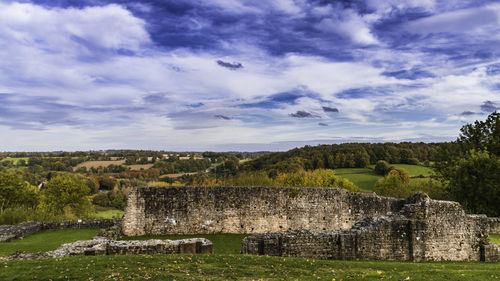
(1, 229, 499, 280)
(1, 253, 498, 280)
(0, 229, 99, 257)
(73, 160, 126, 171)
(334, 168, 381, 191)
(0, 157, 29, 165)
(126, 164, 154, 170)
(335, 165, 435, 191)
(491, 234, 500, 244)
(94, 208, 124, 220)
(366, 164, 434, 177)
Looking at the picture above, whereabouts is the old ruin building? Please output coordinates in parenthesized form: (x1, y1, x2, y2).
(122, 186, 500, 261)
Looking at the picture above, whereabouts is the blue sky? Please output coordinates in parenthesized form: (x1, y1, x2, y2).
(0, 0, 499, 151)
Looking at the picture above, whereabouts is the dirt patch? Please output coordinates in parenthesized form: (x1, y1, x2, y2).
(74, 160, 126, 171)
(127, 164, 154, 171)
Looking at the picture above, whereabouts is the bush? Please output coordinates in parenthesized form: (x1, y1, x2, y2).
(97, 176, 117, 190)
(407, 158, 419, 165)
(374, 160, 390, 175)
(40, 175, 94, 218)
(0, 207, 33, 225)
(92, 192, 111, 207)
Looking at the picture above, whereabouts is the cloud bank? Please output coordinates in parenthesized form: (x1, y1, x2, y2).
(0, 0, 499, 151)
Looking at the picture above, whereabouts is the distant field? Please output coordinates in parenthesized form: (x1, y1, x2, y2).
(335, 165, 435, 191)
(73, 160, 126, 171)
(0, 157, 29, 165)
(127, 164, 154, 170)
(334, 168, 381, 191)
(367, 164, 434, 177)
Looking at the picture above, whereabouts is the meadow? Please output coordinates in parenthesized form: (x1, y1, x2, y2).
(94, 208, 124, 220)
(1, 229, 498, 280)
(334, 164, 435, 191)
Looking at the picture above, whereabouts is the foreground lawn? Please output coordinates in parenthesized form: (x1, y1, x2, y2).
(0, 229, 100, 257)
(1, 254, 498, 281)
(1, 229, 498, 280)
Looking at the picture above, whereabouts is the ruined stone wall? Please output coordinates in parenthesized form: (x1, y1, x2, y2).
(242, 193, 496, 262)
(1, 237, 213, 261)
(488, 217, 500, 234)
(122, 186, 403, 236)
(0, 219, 119, 242)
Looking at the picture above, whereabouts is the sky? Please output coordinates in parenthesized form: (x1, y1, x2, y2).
(0, 0, 499, 152)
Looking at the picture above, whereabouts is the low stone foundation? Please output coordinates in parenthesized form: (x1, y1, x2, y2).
(242, 193, 498, 262)
(488, 217, 500, 234)
(0, 219, 119, 242)
(1, 237, 213, 261)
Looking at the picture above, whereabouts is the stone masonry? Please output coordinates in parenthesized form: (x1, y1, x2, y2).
(121, 186, 499, 262)
(122, 186, 404, 236)
(242, 193, 500, 262)
(0, 219, 118, 242)
(1, 237, 213, 261)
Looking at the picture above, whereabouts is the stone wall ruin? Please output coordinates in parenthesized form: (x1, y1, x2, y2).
(121, 186, 499, 262)
(242, 193, 499, 261)
(122, 186, 404, 236)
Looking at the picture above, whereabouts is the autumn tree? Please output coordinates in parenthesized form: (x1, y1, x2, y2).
(40, 175, 94, 219)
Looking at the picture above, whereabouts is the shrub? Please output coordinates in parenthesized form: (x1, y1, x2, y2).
(374, 160, 390, 175)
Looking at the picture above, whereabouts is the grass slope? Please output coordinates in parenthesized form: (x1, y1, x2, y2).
(335, 165, 435, 191)
(366, 164, 434, 177)
(0, 229, 99, 257)
(390, 164, 434, 177)
(1, 254, 498, 281)
(334, 168, 381, 191)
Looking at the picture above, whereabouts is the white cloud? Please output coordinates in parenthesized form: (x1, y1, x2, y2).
(0, 1, 497, 151)
(317, 9, 379, 45)
(406, 4, 500, 36)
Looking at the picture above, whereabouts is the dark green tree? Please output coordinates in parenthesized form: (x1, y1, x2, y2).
(435, 112, 499, 216)
(374, 160, 390, 175)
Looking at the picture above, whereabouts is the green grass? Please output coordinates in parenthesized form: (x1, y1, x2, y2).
(121, 234, 248, 254)
(1, 230, 498, 280)
(334, 168, 373, 175)
(336, 165, 435, 191)
(490, 234, 500, 244)
(1, 254, 498, 281)
(94, 209, 124, 220)
(391, 164, 434, 177)
(334, 168, 381, 191)
(0, 157, 29, 165)
(340, 173, 381, 191)
(0, 229, 100, 257)
(367, 164, 434, 177)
